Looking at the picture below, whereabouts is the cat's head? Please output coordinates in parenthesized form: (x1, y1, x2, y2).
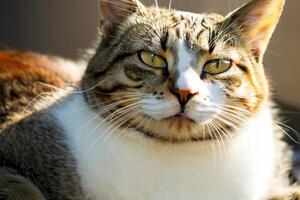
(82, 0, 285, 143)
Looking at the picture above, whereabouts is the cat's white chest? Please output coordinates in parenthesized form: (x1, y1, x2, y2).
(54, 95, 276, 200)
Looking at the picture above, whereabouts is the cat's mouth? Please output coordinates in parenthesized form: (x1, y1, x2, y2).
(166, 112, 196, 123)
(128, 112, 218, 143)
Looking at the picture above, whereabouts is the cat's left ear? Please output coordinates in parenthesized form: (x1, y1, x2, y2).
(99, 0, 146, 32)
(223, 0, 285, 62)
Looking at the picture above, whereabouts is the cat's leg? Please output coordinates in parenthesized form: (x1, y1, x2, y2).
(0, 167, 46, 200)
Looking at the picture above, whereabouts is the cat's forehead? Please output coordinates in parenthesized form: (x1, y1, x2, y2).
(117, 7, 229, 56)
(170, 10, 223, 23)
(140, 7, 225, 43)
(146, 7, 224, 23)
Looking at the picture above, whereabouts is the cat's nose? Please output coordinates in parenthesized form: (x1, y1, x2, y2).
(171, 88, 197, 107)
(170, 68, 200, 107)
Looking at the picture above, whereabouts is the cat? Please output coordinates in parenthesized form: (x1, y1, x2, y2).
(0, 0, 299, 199)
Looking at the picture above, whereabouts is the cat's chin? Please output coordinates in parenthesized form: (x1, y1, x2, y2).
(129, 113, 220, 144)
(132, 124, 216, 144)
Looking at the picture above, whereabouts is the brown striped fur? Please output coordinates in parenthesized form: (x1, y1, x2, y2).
(0, 51, 84, 130)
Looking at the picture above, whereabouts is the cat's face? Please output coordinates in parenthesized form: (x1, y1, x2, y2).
(82, 0, 284, 143)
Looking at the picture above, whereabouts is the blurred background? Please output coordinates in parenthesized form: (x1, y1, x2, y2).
(0, 0, 300, 169)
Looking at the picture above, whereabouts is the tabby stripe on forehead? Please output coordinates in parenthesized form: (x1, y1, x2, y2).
(196, 29, 205, 40)
(208, 30, 217, 53)
(171, 22, 181, 29)
(175, 28, 181, 38)
(160, 30, 169, 51)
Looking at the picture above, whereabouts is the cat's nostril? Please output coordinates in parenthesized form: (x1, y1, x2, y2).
(153, 91, 158, 95)
(160, 92, 164, 95)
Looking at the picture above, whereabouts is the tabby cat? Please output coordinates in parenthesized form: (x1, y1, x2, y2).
(0, 0, 299, 199)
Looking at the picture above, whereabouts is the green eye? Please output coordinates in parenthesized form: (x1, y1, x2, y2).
(203, 59, 232, 75)
(138, 51, 167, 69)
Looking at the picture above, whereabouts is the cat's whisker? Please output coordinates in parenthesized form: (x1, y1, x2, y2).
(104, 111, 149, 151)
(273, 120, 300, 144)
(81, 101, 142, 145)
(78, 97, 145, 132)
(214, 117, 237, 146)
(218, 107, 252, 120)
(67, 95, 146, 115)
(209, 121, 226, 160)
(274, 122, 300, 145)
(83, 105, 142, 159)
(207, 121, 221, 160)
(218, 104, 253, 115)
(217, 104, 249, 116)
(138, 115, 152, 139)
(168, 0, 173, 12)
(219, 112, 248, 129)
(216, 112, 245, 131)
(205, 122, 217, 164)
(153, 0, 160, 15)
(91, 109, 144, 157)
(97, 110, 142, 154)
(106, 103, 142, 123)
(37, 78, 107, 95)
(22, 91, 53, 115)
(219, 104, 300, 144)
(217, 110, 248, 129)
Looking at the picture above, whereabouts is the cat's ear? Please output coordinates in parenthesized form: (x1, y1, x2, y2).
(99, 0, 145, 32)
(223, 0, 285, 62)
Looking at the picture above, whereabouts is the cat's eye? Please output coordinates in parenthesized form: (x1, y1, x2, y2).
(138, 51, 167, 69)
(203, 59, 232, 75)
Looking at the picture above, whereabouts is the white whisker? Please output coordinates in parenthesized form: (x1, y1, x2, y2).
(168, 0, 173, 12)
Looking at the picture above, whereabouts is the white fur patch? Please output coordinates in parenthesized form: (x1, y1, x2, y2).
(53, 94, 276, 200)
(141, 97, 180, 120)
(175, 40, 202, 92)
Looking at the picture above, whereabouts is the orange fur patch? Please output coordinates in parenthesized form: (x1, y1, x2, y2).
(0, 51, 79, 129)
(0, 51, 73, 86)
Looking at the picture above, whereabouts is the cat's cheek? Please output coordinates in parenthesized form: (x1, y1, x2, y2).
(206, 83, 226, 106)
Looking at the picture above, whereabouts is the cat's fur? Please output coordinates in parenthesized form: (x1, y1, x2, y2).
(0, 0, 299, 200)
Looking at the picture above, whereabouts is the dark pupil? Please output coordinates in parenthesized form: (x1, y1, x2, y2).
(215, 60, 220, 68)
(151, 53, 155, 62)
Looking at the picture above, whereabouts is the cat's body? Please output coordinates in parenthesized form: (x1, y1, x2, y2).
(54, 94, 279, 200)
(0, 87, 292, 200)
(1, 0, 299, 200)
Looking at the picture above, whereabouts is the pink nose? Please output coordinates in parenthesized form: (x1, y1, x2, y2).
(171, 88, 197, 106)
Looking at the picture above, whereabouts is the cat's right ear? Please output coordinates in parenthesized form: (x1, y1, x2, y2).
(99, 0, 145, 32)
(222, 0, 285, 63)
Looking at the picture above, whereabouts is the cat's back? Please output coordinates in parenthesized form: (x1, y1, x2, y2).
(0, 51, 86, 199)
(0, 50, 85, 129)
